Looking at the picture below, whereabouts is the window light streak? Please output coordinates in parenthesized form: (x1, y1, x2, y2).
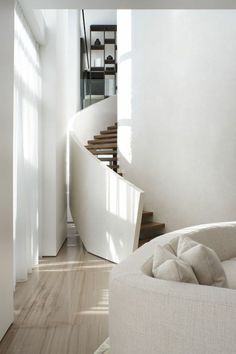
(79, 311, 108, 315)
(15, 13, 40, 68)
(14, 6, 41, 281)
(37, 264, 113, 272)
(36, 260, 106, 267)
(105, 170, 137, 224)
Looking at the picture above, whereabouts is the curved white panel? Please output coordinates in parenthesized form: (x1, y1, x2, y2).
(70, 97, 144, 263)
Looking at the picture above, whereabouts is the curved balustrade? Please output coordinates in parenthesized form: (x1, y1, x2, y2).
(70, 96, 144, 263)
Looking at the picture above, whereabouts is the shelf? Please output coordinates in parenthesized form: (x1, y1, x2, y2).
(91, 67, 104, 72)
(105, 70, 116, 75)
(105, 39, 116, 44)
(84, 70, 104, 79)
(90, 25, 117, 32)
(91, 45, 104, 50)
(105, 60, 115, 64)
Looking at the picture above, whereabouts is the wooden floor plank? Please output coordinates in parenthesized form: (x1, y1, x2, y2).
(0, 225, 113, 354)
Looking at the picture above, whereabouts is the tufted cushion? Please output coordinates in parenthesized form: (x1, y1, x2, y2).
(177, 236, 228, 288)
(152, 244, 199, 284)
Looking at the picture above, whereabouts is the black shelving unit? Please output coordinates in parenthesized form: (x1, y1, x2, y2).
(89, 24, 117, 100)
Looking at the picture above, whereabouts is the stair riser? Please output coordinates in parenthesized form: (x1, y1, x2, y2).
(88, 139, 117, 144)
(94, 134, 117, 139)
(99, 157, 118, 162)
(100, 129, 117, 134)
(90, 150, 117, 155)
(139, 228, 165, 239)
(86, 144, 117, 149)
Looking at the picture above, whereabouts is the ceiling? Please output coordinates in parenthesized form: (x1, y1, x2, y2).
(19, 0, 236, 10)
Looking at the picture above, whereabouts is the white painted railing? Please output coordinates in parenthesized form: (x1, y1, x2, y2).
(69, 96, 144, 263)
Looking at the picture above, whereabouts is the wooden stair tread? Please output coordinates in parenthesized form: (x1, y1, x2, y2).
(142, 211, 153, 217)
(88, 138, 117, 144)
(100, 129, 117, 134)
(86, 143, 117, 149)
(107, 125, 117, 130)
(140, 222, 165, 230)
(90, 150, 117, 155)
(94, 133, 117, 139)
(139, 237, 156, 247)
(109, 165, 119, 170)
(99, 157, 117, 161)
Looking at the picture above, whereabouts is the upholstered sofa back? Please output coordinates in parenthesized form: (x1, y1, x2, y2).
(141, 222, 236, 277)
(168, 222, 236, 261)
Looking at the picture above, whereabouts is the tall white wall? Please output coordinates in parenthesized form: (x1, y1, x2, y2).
(41, 10, 80, 255)
(118, 10, 236, 232)
(0, 0, 14, 340)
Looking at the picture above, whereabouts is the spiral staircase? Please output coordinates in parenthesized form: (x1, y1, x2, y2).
(85, 122, 165, 247)
(70, 96, 165, 263)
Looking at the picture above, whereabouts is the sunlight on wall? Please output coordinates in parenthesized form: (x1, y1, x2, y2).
(106, 170, 138, 224)
(14, 14, 41, 99)
(105, 231, 118, 261)
(14, 7, 41, 283)
(117, 10, 133, 164)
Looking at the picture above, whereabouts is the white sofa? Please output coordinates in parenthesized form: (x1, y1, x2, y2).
(109, 222, 236, 354)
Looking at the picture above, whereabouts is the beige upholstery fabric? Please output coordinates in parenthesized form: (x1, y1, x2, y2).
(177, 236, 228, 287)
(168, 223, 236, 261)
(152, 244, 198, 283)
(94, 338, 110, 354)
(222, 257, 236, 289)
(109, 222, 236, 354)
(152, 244, 176, 268)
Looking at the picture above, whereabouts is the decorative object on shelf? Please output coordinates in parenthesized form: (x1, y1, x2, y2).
(94, 58, 102, 67)
(94, 38, 101, 46)
(87, 25, 117, 101)
(106, 55, 113, 61)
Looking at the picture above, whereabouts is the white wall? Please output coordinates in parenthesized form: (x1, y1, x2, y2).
(118, 10, 236, 232)
(41, 10, 80, 255)
(0, 0, 14, 340)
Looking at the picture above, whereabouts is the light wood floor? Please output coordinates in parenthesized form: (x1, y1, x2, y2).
(0, 227, 114, 354)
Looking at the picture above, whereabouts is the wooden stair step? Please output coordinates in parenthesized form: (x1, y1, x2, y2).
(100, 129, 117, 134)
(142, 211, 153, 218)
(107, 125, 117, 130)
(94, 133, 117, 139)
(108, 165, 119, 170)
(86, 143, 117, 149)
(139, 237, 155, 247)
(140, 222, 165, 239)
(88, 138, 117, 144)
(141, 222, 165, 231)
(90, 150, 117, 155)
(98, 157, 118, 162)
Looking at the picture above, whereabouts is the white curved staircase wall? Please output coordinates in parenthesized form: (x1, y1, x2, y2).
(70, 97, 144, 263)
(72, 96, 117, 145)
